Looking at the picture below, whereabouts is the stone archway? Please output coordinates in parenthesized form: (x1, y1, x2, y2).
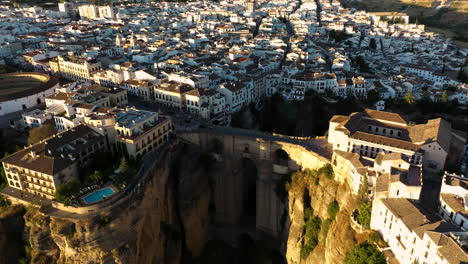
(274, 148, 289, 166)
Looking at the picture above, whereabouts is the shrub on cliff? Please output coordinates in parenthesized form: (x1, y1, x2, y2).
(327, 200, 339, 220)
(300, 214, 321, 259)
(319, 164, 334, 179)
(321, 218, 333, 244)
(343, 242, 385, 264)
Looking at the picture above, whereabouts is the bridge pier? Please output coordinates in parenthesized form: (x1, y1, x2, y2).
(179, 130, 332, 242)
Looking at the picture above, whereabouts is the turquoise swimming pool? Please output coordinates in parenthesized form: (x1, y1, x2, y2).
(82, 187, 116, 204)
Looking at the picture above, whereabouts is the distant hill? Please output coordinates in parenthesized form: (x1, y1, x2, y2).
(340, 0, 468, 46)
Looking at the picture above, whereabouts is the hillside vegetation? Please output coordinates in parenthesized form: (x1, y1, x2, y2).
(341, 0, 468, 46)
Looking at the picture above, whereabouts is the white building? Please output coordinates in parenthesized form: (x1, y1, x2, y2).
(439, 173, 468, 230)
(371, 197, 468, 264)
(328, 109, 466, 173)
(22, 109, 52, 128)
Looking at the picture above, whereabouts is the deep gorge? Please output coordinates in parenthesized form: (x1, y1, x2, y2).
(0, 140, 369, 264)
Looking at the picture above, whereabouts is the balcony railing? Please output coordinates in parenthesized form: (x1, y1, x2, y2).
(22, 177, 55, 190)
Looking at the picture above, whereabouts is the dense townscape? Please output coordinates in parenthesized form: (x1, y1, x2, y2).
(0, 0, 467, 263)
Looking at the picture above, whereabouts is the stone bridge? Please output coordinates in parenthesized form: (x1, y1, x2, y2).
(179, 127, 333, 240)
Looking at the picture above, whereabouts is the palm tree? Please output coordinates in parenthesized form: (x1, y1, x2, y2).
(89, 170, 103, 185)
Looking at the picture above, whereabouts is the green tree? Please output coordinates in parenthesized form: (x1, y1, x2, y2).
(344, 242, 385, 264)
(0, 166, 7, 189)
(441, 91, 448, 103)
(55, 179, 80, 205)
(369, 38, 377, 50)
(88, 170, 103, 185)
(357, 200, 372, 229)
(27, 123, 56, 145)
(404, 90, 416, 105)
(355, 56, 370, 73)
(119, 158, 129, 174)
(0, 194, 11, 208)
(327, 200, 339, 220)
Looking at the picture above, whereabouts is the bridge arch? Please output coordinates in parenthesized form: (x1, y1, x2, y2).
(273, 148, 290, 166)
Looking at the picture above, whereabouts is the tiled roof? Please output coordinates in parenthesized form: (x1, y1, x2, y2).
(351, 131, 420, 151)
(1, 125, 103, 175)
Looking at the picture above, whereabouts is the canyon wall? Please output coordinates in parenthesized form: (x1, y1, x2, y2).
(0, 139, 366, 264)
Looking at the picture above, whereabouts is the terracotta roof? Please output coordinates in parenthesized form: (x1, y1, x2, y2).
(330, 115, 349, 123)
(1, 125, 104, 175)
(362, 109, 407, 124)
(441, 193, 468, 216)
(351, 131, 420, 151)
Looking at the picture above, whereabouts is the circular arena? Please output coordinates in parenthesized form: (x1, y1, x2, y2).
(0, 72, 59, 116)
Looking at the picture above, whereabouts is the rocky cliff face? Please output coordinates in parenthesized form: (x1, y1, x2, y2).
(0, 206, 27, 264)
(0, 142, 364, 264)
(285, 171, 363, 264)
(3, 142, 213, 264)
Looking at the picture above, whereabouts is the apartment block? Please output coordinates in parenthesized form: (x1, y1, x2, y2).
(1, 125, 106, 199)
(50, 55, 102, 82)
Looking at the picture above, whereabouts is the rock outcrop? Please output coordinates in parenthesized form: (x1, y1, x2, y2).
(0, 206, 27, 264)
(285, 171, 362, 264)
(1, 141, 367, 264)
(20, 142, 212, 264)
